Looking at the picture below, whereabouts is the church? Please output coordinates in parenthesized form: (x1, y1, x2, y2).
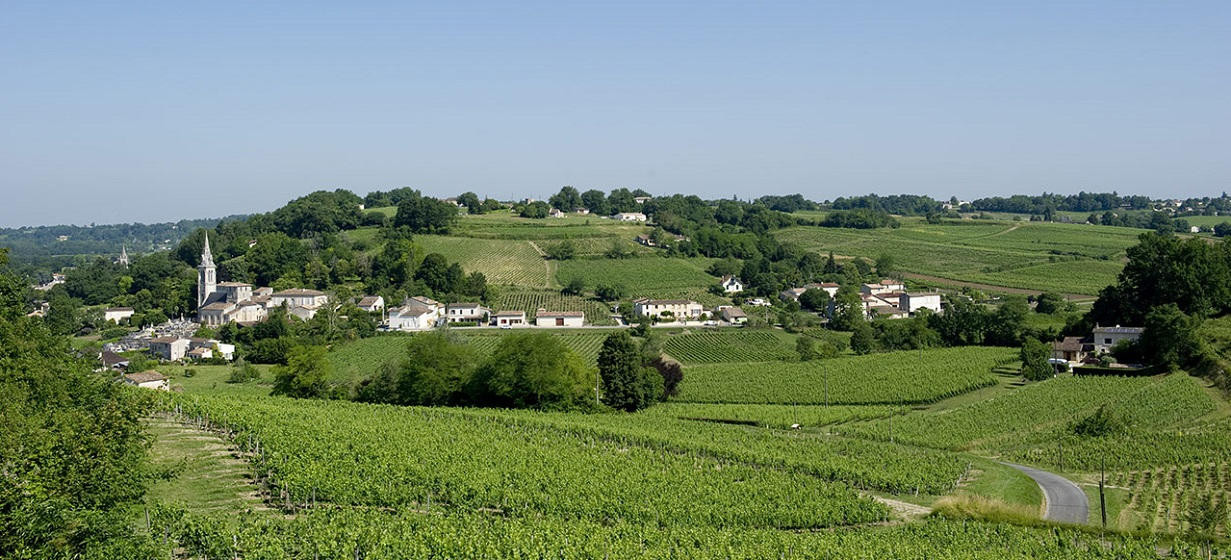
(196, 234, 329, 326)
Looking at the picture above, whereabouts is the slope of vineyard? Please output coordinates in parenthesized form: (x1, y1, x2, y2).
(168, 394, 885, 529)
(675, 347, 1011, 405)
(492, 288, 615, 326)
(1109, 462, 1231, 536)
(643, 403, 905, 429)
(663, 329, 800, 364)
(460, 330, 608, 365)
(414, 235, 546, 286)
(555, 256, 723, 304)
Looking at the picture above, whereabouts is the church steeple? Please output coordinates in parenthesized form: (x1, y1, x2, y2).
(197, 233, 217, 309)
(118, 245, 129, 268)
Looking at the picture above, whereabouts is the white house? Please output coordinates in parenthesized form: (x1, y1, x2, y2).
(633, 196, 652, 204)
(123, 370, 169, 391)
(493, 310, 527, 327)
(899, 292, 943, 315)
(446, 303, 490, 324)
(149, 337, 189, 361)
(357, 295, 385, 313)
(270, 289, 329, 317)
(780, 283, 839, 302)
(861, 280, 906, 296)
(1092, 325, 1144, 354)
(387, 297, 445, 331)
(535, 309, 585, 327)
(103, 307, 135, 324)
(720, 276, 744, 293)
(613, 212, 647, 222)
(187, 338, 234, 360)
(634, 298, 704, 320)
(548, 208, 566, 218)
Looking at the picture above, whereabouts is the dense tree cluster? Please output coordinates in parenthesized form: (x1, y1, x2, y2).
(971, 192, 1152, 214)
(817, 209, 900, 229)
(830, 194, 941, 216)
(1089, 233, 1231, 326)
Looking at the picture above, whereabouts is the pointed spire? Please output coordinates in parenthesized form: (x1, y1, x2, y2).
(200, 233, 215, 267)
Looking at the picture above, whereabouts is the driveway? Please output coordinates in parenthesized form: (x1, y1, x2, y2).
(1002, 462, 1089, 524)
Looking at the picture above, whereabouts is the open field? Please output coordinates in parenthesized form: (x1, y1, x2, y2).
(555, 256, 724, 304)
(774, 220, 1142, 295)
(675, 347, 1013, 405)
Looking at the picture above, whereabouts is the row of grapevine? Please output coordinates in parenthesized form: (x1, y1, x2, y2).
(1111, 462, 1231, 536)
(493, 289, 615, 325)
(663, 329, 800, 364)
(460, 331, 608, 365)
(675, 347, 1010, 405)
(643, 402, 906, 429)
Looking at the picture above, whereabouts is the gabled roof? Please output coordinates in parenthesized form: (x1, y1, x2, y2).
(536, 309, 585, 318)
(272, 289, 327, 297)
(447, 302, 485, 310)
(149, 336, 182, 344)
(200, 301, 235, 311)
(494, 310, 525, 317)
(635, 298, 698, 306)
(721, 307, 747, 318)
(217, 282, 253, 288)
(357, 296, 382, 307)
(1093, 326, 1144, 334)
(101, 350, 128, 366)
(124, 370, 166, 383)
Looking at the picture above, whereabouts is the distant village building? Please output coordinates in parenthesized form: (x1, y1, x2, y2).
(613, 212, 647, 222)
(1052, 337, 1093, 364)
(386, 297, 444, 331)
(446, 303, 490, 324)
(356, 296, 385, 313)
(548, 208, 566, 218)
(123, 370, 169, 391)
(861, 280, 906, 296)
(635, 234, 656, 247)
(149, 337, 190, 361)
(575, 208, 590, 215)
(1092, 326, 1144, 354)
(633, 196, 652, 204)
(196, 234, 328, 325)
(899, 292, 942, 315)
(99, 350, 129, 371)
(103, 307, 135, 324)
(780, 283, 840, 302)
(719, 306, 748, 324)
(117, 246, 129, 268)
(535, 309, 585, 327)
(634, 298, 704, 320)
(493, 310, 527, 327)
(720, 276, 744, 293)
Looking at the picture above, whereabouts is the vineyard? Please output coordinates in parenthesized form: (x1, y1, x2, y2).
(493, 288, 616, 325)
(167, 394, 887, 529)
(1109, 462, 1231, 536)
(644, 403, 905, 429)
(554, 256, 723, 304)
(414, 235, 547, 286)
(662, 329, 801, 364)
(460, 330, 609, 365)
(327, 336, 413, 383)
(675, 347, 1011, 405)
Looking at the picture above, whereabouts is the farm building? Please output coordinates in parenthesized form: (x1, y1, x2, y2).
(99, 350, 128, 371)
(899, 292, 942, 315)
(103, 307, 134, 323)
(356, 295, 385, 313)
(548, 208, 566, 218)
(635, 234, 656, 247)
(493, 310, 527, 327)
(720, 276, 744, 293)
(447, 303, 491, 324)
(535, 309, 585, 327)
(780, 282, 839, 302)
(270, 289, 330, 320)
(387, 297, 444, 331)
(612, 212, 647, 222)
(1052, 336, 1093, 364)
(861, 280, 906, 296)
(1092, 325, 1144, 353)
(634, 298, 704, 320)
(719, 306, 748, 324)
(149, 337, 189, 361)
(123, 370, 169, 391)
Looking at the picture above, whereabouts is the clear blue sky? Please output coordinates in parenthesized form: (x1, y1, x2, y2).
(2, 1, 1228, 227)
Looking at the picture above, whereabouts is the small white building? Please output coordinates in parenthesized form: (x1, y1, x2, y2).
(535, 309, 585, 327)
(548, 208, 566, 218)
(270, 289, 329, 310)
(123, 370, 169, 391)
(899, 292, 943, 315)
(720, 276, 744, 293)
(1092, 325, 1144, 354)
(613, 212, 648, 222)
(357, 295, 385, 313)
(387, 297, 445, 331)
(446, 303, 490, 324)
(493, 310, 527, 327)
(861, 280, 906, 296)
(149, 337, 189, 361)
(103, 307, 135, 324)
(634, 298, 704, 320)
(634, 196, 652, 204)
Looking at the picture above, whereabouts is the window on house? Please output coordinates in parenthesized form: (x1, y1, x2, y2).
(1104, 338, 1112, 344)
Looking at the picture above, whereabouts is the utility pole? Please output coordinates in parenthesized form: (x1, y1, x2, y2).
(1099, 455, 1107, 531)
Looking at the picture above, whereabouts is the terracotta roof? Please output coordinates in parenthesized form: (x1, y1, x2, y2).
(536, 310, 585, 318)
(200, 302, 234, 311)
(357, 296, 382, 307)
(721, 307, 747, 318)
(410, 296, 441, 306)
(494, 310, 525, 317)
(124, 370, 166, 383)
(1053, 337, 1087, 352)
(637, 299, 697, 306)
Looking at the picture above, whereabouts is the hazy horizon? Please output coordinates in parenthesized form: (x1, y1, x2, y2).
(3, 1, 1228, 228)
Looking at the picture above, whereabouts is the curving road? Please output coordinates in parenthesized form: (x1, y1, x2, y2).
(1002, 462, 1089, 524)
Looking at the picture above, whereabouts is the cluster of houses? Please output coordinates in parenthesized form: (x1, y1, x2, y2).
(1051, 325, 1144, 366)
(777, 279, 943, 320)
(195, 235, 331, 326)
(384, 296, 588, 331)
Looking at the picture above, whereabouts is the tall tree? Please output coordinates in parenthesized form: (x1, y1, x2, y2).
(549, 186, 582, 212)
(272, 345, 333, 398)
(598, 331, 661, 411)
(394, 190, 458, 233)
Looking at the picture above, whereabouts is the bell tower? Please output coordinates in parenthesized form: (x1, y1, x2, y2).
(197, 233, 217, 308)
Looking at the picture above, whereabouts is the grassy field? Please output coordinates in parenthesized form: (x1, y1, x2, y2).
(142, 416, 265, 515)
(676, 347, 1012, 405)
(774, 220, 1141, 295)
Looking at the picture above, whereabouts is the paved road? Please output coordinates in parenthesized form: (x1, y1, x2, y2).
(1002, 462, 1089, 524)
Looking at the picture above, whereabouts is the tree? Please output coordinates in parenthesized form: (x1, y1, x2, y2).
(545, 240, 576, 260)
(607, 188, 638, 213)
(227, 358, 261, 383)
(648, 355, 683, 397)
(549, 186, 582, 212)
(272, 345, 332, 398)
(796, 336, 819, 361)
(415, 253, 461, 293)
(1019, 337, 1053, 381)
(798, 288, 829, 311)
(562, 277, 586, 296)
(830, 283, 864, 331)
(580, 189, 610, 215)
(874, 253, 895, 277)
(1034, 292, 1068, 314)
(474, 333, 592, 409)
(519, 201, 551, 219)
(850, 321, 876, 355)
(1140, 304, 1203, 369)
(394, 190, 458, 233)
(595, 283, 627, 301)
(393, 332, 477, 405)
(457, 192, 483, 214)
(598, 331, 661, 411)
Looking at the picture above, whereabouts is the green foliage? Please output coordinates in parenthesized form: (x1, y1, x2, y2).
(1140, 304, 1204, 369)
(394, 190, 459, 233)
(519, 200, 551, 219)
(1034, 291, 1068, 314)
(1019, 337, 1053, 381)
(272, 345, 333, 398)
(545, 239, 576, 260)
(663, 329, 799, 364)
(226, 358, 261, 383)
(594, 283, 627, 301)
(561, 277, 585, 296)
(392, 332, 476, 406)
(1091, 232, 1231, 325)
(850, 322, 875, 355)
(598, 331, 661, 411)
(473, 333, 594, 410)
(457, 192, 482, 214)
(797, 287, 829, 311)
(270, 189, 363, 237)
(1070, 405, 1124, 437)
